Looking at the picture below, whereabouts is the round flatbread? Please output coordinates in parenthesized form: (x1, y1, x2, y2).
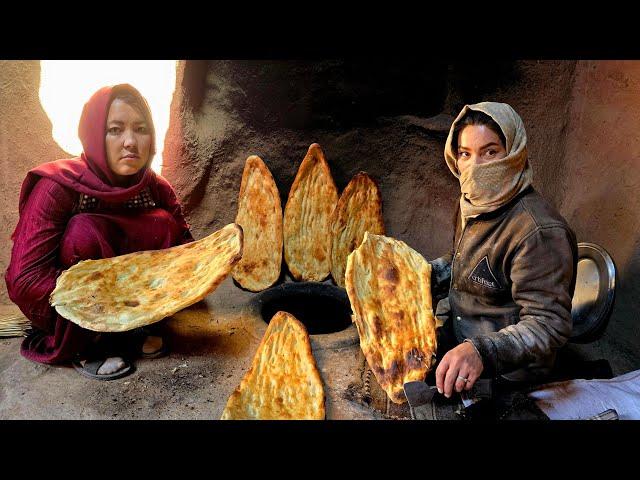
(221, 311, 325, 420)
(283, 143, 338, 281)
(50, 223, 243, 332)
(345, 232, 438, 404)
(330, 172, 384, 288)
(232, 155, 283, 291)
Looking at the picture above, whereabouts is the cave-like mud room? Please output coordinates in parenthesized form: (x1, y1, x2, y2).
(1, 60, 639, 420)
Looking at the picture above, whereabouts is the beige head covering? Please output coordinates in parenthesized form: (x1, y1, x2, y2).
(444, 102, 532, 227)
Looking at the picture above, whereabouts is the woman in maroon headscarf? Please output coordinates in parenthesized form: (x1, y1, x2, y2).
(5, 84, 193, 380)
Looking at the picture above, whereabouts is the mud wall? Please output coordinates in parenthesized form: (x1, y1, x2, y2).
(163, 60, 576, 260)
(559, 61, 640, 373)
(0, 61, 68, 304)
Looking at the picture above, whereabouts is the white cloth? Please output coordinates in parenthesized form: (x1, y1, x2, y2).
(528, 369, 640, 420)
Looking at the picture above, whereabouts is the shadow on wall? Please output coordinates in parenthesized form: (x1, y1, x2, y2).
(194, 60, 451, 131)
(445, 61, 522, 113)
(178, 59, 522, 131)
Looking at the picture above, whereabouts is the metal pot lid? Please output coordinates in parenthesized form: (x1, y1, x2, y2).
(570, 242, 616, 343)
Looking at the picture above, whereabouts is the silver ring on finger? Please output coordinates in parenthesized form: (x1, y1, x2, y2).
(457, 375, 469, 383)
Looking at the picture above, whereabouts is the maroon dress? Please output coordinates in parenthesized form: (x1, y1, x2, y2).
(4, 84, 193, 364)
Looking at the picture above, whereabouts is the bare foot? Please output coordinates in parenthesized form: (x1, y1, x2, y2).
(142, 335, 163, 355)
(95, 357, 126, 375)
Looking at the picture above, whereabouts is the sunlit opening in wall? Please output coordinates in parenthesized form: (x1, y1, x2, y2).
(39, 60, 177, 174)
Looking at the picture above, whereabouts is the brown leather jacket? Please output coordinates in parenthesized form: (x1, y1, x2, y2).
(433, 186, 578, 382)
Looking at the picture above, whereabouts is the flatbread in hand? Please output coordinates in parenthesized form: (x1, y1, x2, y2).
(50, 223, 243, 332)
(345, 232, 437, 404)
(221, 311, 325, 420)
(330, 172, 384, 287)
(232, 155, 283, 291)
(283, 143, 338, 281)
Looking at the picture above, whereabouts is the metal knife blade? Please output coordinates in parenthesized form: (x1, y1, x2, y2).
(403, 381, 438, 420)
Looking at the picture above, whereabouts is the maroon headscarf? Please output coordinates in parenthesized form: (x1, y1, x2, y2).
(15, 84, 158, 217)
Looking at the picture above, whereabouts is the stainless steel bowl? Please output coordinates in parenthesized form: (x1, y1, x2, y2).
(569, 242, 616, 343)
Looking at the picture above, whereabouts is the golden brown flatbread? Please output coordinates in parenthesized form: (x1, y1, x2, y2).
(283, 143, 338, 281)
(330, 172, 385, 288)
(345, 232, 437, 404)
(220, 311, 325, 420)
(232, 155, 283, 291)
(50, 223, 244, 332)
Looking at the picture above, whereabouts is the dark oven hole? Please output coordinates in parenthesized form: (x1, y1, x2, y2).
(258, 283, 352, 335)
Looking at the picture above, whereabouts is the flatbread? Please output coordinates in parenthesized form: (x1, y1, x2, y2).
(50, 223, 243, 332)
(283, 143, 338, 281)
(345, 232, 437, 404)
(330, 172, 384, 288)
(232, 155, 283, 291)
(221, 311, 325, 420)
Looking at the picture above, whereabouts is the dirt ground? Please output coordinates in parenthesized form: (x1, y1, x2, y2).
(2, 273, 635, 421)
(0, 277, 381, 420)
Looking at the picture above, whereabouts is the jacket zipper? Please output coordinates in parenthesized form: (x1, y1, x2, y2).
(451, 217, 470, 289)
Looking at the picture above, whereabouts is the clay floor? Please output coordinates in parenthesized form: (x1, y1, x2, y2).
(1, 273, 636, 420)
(0, 276, 394, 420)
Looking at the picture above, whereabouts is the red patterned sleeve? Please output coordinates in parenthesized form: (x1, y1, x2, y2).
(5, 178, 76, 332)
(153, 175, 194, 244)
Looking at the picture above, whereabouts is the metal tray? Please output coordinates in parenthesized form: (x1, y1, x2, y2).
(569, 242, 616, 343)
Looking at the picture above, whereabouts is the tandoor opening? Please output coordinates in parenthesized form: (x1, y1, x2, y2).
(258, 282, 352, 335)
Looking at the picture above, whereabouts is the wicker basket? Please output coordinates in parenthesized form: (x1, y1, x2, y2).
(0, 305, 32, 338)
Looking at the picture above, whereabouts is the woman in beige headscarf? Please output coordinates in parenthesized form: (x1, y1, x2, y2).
(431, 102, 578, 401)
